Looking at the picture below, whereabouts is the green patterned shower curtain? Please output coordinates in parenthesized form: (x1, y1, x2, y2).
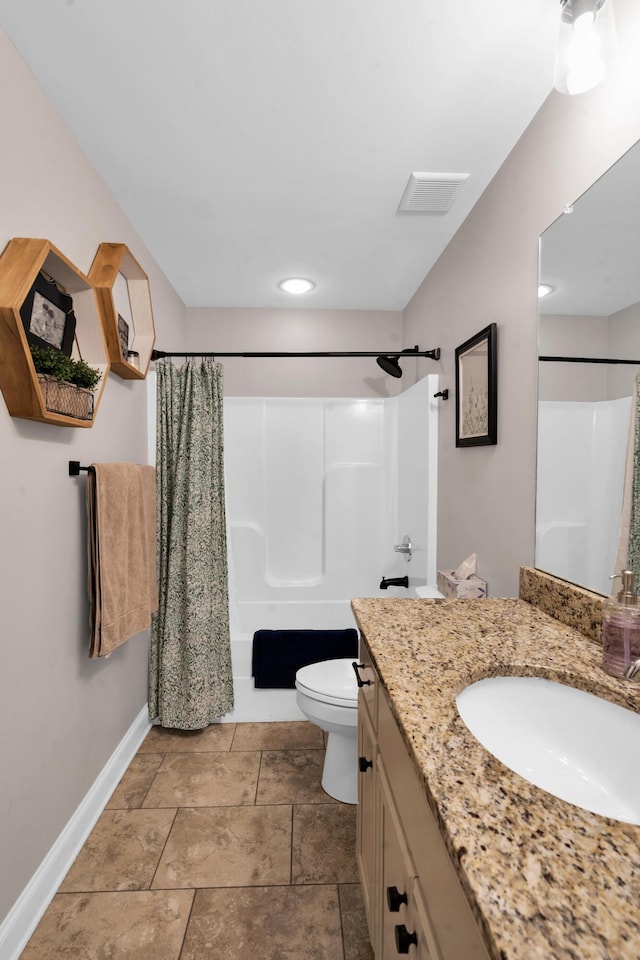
(149, 358, 234, 728)
(627, 373, 640, 581)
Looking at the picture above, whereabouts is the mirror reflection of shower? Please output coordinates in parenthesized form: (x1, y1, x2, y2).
(536, 396, 631, 595)
(536, 137, 640, 595)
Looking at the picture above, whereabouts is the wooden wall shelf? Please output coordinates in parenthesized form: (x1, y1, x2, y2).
(0, 238, 110, 427)
(89, 243, 156, 379)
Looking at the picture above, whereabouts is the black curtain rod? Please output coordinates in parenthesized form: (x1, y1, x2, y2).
(151, 347, 441, 361)
(539, 355, 640, 365)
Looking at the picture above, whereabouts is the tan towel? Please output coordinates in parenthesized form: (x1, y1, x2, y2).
(87, 463, 158, 658)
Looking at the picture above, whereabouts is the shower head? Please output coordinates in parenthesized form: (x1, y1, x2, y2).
(376, 354, 403, 378)
(376, 347, 424, 378)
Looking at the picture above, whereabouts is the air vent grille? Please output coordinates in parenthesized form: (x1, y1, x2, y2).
(398, 172, 469, 214)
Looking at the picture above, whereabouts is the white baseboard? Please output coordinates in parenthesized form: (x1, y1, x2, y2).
(0, 705, 152, 960)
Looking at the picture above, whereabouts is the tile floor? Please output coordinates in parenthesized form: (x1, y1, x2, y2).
(20, 720, 374, 960)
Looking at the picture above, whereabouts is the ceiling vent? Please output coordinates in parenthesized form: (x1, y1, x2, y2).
(397, 172, 469, 214)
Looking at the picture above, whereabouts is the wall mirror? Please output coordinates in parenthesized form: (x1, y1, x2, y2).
(536, 138, 640, 596)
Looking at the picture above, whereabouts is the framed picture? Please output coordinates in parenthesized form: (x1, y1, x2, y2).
(20, 271, 76, 356)
(455, 323, 497, 447)
(117, 313, 129, 359)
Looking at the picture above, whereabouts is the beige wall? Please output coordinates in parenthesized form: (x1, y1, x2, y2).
(0, 30, 186, 923)
(538, 314, 609, 401)
(538, 308, 640, 402)
(608, 301, 640, 399)
(403, 0, 640, 598)
(185, 307, 405, 398)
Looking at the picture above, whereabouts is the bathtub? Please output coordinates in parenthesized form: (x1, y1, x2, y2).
(226, 599, 360, 722)
(222, 380, 439, 722)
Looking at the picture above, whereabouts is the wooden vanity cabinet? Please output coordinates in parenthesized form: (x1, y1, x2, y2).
(356, 639, 491, 960)
(355, 643, 379, 951)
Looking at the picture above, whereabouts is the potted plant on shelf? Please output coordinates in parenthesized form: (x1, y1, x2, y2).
(29, 343, 102, 420)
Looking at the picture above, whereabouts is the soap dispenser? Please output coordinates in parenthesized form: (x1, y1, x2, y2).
(602, 569, 640, 678)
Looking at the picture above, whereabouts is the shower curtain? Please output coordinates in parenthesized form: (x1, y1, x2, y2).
(149, 358, 234, 728)
(627, 374, 640, 581)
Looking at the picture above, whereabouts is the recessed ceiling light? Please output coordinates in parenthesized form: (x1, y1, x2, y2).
(538, 283, 554, 298)
(278, 277, 315, 295)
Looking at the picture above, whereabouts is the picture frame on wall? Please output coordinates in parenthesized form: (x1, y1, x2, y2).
(117, 313, 129, 360)
(20, 271, 76, 356)
(455, 322, 497, 447)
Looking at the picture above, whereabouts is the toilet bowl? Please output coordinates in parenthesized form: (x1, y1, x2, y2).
(295, 658, 358, 804)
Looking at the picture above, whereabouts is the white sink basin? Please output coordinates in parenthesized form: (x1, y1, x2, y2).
(456, 676, 640, 824)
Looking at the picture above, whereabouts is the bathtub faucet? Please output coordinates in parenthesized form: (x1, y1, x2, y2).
(379, 575, 409, 590)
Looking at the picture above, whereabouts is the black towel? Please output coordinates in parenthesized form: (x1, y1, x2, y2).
(251, 629, 359, 689)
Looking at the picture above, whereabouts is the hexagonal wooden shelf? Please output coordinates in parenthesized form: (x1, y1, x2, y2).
(0, 238, 110, 427)
(89, 243, 156, 379)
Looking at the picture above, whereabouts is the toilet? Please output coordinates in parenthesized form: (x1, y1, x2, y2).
(295, 658, 358, 804)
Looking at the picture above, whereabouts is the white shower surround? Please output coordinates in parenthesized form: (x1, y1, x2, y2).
(536, 397, 631, 596)
(223, 375, 439, 721)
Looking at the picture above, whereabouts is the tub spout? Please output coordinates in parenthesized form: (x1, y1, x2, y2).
(379, 575, 409, 590)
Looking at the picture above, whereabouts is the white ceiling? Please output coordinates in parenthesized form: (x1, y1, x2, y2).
(0, 1, 559, 310)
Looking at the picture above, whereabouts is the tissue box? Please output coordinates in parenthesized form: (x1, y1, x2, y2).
(436, 570, 487, 599)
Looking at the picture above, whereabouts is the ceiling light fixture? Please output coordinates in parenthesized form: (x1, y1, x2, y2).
(538, 283, 554, 298)
(278, 278, 315, 295)
(553, 0, 618, 95)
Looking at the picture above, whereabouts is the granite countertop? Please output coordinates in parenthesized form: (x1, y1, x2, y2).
(350, 596, 640, 960)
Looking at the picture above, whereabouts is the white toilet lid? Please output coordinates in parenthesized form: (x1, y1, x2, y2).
(295, 658, 358, 708)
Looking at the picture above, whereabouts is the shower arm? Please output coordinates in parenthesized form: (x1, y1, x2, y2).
(150, 346, 440, 361)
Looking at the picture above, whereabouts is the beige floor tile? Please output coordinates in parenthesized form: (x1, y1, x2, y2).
(180, 884, 343, 960)
(231, 720, 323, 751)
(23, 720, 370, 958)
(339, 884, 375, 960)
(152, 805, 292, 888)
(256, 749, 337, 805)
(292, 804, 359, 884)
(19, 890, 194, 960)
(106, 753, 164, 809)
(142, 751, 260, 807)
(138, 722, 236, 753)
(59, 808, 176, 892)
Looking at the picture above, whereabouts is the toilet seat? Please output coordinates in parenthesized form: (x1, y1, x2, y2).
(295, 658, 358, 708)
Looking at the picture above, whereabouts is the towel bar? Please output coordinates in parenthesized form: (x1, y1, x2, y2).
(68, 460, 94, 476)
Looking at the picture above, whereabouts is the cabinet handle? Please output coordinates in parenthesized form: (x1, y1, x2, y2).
(395, 924, 418, 953)
(359, 756, 373, 772)
(386, 885, 408, 912)
(352, 661, 371, 687)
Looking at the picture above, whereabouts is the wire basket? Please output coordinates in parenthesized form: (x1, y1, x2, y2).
(37, 374, 94, 420)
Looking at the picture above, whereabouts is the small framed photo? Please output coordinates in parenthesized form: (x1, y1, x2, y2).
(20, 271, 76, 356)
(117, 313, 129, 359)
(455, 323, 497, 447)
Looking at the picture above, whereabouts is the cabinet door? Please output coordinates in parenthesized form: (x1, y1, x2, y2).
(357, 703, 379, 951)
(378, 689, 491, 960)
(378, 762, 418, 960)
(406, 879, 442, 960)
